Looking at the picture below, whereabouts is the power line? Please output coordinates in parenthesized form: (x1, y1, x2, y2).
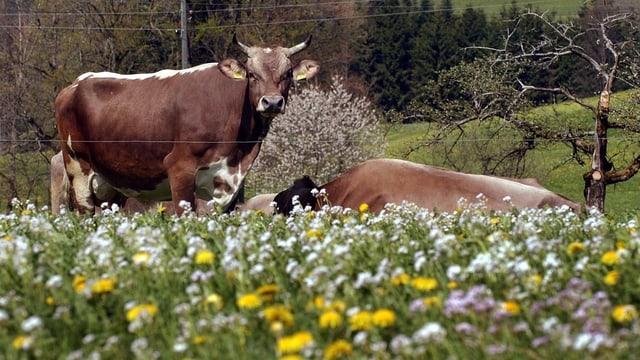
(2, 136, 640, 146)
(0, 0, 582, 17)
(0, 0, 585, 32)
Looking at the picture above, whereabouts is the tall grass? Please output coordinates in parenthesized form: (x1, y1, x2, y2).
(1, 200, 639, 359)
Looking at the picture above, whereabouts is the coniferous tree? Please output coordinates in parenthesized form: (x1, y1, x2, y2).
(408, 0, 437, 103)
(356, 0, 414, 110)
(458, 7, 489, 62)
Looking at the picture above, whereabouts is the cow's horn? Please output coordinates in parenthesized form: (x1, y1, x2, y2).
(285, 34, 312, 57)
(232, 34, 251, 55)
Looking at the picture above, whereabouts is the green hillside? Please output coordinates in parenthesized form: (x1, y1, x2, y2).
(385, 96, 640, 216)
(450, 0, 587, 17)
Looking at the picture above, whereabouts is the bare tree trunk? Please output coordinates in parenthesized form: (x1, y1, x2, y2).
(583, 90, 610, 211)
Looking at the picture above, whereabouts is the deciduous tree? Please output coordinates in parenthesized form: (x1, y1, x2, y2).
(247, 76, 386, 194)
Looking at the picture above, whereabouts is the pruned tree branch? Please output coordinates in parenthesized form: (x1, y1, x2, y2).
(516, 80, 596, 112)
(606, 155, 640, 185)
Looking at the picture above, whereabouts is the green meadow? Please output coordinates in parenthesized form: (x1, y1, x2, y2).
(385, 91, 640, 217)
(450, 0, 588, 17)
(2, 198, 640, 359)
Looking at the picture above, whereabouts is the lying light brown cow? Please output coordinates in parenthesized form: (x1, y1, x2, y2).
(51, 152, 273, 214)
(272, 158, 583, 214)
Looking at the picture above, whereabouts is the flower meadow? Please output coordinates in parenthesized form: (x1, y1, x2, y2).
(1, 199, 640, 359)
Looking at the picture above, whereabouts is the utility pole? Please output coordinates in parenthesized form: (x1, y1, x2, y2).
(180, 0, 190, 69)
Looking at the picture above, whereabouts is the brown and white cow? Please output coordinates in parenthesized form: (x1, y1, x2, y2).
(52, 151, 274, 215)
(272, 158, 583, 214)
(54, 35, 319, 214)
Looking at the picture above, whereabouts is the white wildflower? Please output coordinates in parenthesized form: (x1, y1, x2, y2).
(21, 315, 43, 332)
(412, 322, 446, 344)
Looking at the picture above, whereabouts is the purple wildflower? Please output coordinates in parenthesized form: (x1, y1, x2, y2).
(531, 336, 550, 348)
(455, 322, 478, 337)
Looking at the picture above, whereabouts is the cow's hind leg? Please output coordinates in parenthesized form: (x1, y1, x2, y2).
(63, 151, 96, 214)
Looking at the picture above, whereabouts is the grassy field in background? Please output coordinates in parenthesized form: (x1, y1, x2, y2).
(384, 96, 640, 217)
(450, 0, 587, 17)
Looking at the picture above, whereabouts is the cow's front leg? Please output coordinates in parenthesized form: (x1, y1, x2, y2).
(164, 155, 197, 215)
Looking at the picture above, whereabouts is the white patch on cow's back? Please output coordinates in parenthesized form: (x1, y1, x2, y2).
(195, 158, 244, 207)
(76, 63, 217, 82)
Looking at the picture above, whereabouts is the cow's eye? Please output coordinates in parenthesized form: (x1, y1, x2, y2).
(282, 69, 293, 82)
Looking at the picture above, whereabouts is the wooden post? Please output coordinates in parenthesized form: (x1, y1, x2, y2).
(180, 0, 190, 69)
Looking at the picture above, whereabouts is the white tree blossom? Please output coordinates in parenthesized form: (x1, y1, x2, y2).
(248, 75, 386, 193)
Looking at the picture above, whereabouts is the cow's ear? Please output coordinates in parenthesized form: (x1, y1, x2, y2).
(219, 59, 247, 80)
(292, 60, 320, 81)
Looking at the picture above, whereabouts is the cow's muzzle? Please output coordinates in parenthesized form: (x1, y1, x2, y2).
(257, 95, 286, 114)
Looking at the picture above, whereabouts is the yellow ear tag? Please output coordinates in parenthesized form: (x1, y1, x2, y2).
(296, 73, 307, 81)
(233, 71, 245, 79)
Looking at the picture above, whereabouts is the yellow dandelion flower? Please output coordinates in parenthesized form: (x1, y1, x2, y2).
(306, 296, 325, 311)
(628, 227, 636, 234)
(390, 273, 410, 286)
(327, 300, 347, 313)
(157, 204, 166, 214)
(270, 321, 284, 335)
(263, 305, 294, 327)
(319, 310, 343, 329)
(279, 355, 304, 360)
(528, 274, 542, 287)
(616, 240, 626, 250)
(277, 331, 314, 355)
(46, 296, 55, 306)
(423, 296, 441, 307)
(372, 308, 396, 328)
(447, 281, 458, 289)
(349, 310, 373, 331)
(306, 229, 323, 239)
(502, 301, 521, 315)
(612, 304, 638, 323)
(192, 335, 209, 345)
(359, 203, 369, 213)
(204, 293, 223, 310)
(194, 249, 215, 265)
(12, 335, 34, 350)
(3, 235, 11, 241)
(566, 242, 585, 256)
(601, 250, 619, 266)
(604, 270, 620, 286)
(490, 217, 500, 225)
(72, 275, 86, 293)
(21, 209, 32, 216)
(126, 303, 158, 322)
(132, 252, 151, 266)
(237, 293, 262, 310)
(90, 278, 116, 295)
(323, 339, 353, 360)
(411, 277, 439, 291)
(257, 284, 279, 302)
